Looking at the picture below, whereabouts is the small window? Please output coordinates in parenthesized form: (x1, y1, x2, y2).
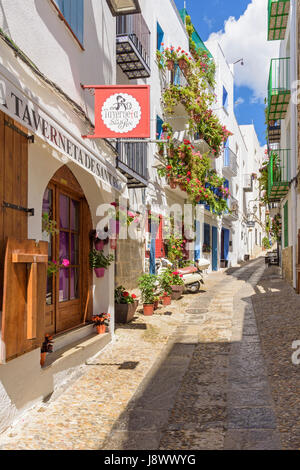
(204, 223, 210, 246)
(55, 0, 84, 46)
(223, 86, 228, 111)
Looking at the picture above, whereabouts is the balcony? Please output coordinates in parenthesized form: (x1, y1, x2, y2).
(268, 120, 281, 145)
(223, 147, 238, 177)
(268, 0, 290, 41)
(268, 57, 290, 122)
(116, 14, 151, 79)
(268, 149, 290, 201)
(243, 174, 253, 192)
(224, 196, 239, 220)
(116, 141, 148, 188)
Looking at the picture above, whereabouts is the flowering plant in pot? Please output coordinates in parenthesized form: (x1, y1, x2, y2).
(89, 249, 114, 278)
(90, 229, 109, 251)
(40, 334, 54, 367)
(114, 286, 138, 324)
(202, 243, 211, 253)
(158, 270, 173, 306)
(137, 274, 157, 316)
(169, 270, 184, 300)
(92, 313, 110, 334)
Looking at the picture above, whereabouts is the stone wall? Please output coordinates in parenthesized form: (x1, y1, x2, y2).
(282, 246, 294, 286)
(115, 238, 145, 291)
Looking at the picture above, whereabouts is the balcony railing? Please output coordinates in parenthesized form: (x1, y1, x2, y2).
(223, 147, 238, 177)
(268, 120, 281, 145)
(243, 174, 253, 192)
(116, 14, 151, 79)
(268, 57, 290, 122)
(224, 196, 239, 219)
(116, 141, 148, 188)
(268, 0, 290, 41)
(268, 149, 290, 201)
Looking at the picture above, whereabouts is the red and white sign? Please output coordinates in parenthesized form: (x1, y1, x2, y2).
(82, 85, 150, 139)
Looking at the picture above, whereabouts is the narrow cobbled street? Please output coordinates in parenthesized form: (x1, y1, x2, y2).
(1, 258, 300, 450)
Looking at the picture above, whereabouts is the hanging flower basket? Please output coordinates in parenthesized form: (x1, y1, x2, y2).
(166, 59, 175, 71)
(95, 239, 105, 251)
(109, 219, 120, 236)
(94, 267, 106, 278)
(178, 58, 189, 74)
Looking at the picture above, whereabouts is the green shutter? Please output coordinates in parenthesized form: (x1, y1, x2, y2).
(284, 201, 288, 248)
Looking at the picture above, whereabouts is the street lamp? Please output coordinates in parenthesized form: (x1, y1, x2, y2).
(106, 0, 141, 16)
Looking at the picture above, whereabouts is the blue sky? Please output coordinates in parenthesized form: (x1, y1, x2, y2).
(174, 0, 277, 147)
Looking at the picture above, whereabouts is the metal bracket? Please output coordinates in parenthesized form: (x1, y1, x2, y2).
(4, 120, 34, 142)
(3, 202, 34, 216)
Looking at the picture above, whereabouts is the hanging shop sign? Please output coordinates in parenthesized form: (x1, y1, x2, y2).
(82, 85, 150, 139)
(0, 68, 124, 192)
(246, 221, 255, 228)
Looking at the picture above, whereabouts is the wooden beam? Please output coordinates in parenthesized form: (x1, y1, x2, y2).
(27, 262, 38, 339)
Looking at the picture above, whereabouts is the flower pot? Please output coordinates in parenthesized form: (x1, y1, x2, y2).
(178, 58, 188, 73)
(169, 178, 177, 189)
(171, 285, 184, 301)
(94, 267, 106, 278)
(166, 59, 174, 71)
(115, 302, 138, 324)
(94, 240, 105, 251)
(143, 304, 154, 316)
(162, 295, 171, 306)
(96, 324, 106, 334)
(40, 352, 47, 367)
(109, 219, 120, 236)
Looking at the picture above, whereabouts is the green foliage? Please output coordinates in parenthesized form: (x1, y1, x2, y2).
(262, 236, 271, 250)
(42, 213, 59, 236)
(138, 274, 157, 305)
(89, 250, 114, 269)
(114, 286, 136, 304)
(158, 270, 174, 296)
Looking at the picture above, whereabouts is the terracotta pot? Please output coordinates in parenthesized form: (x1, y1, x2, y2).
(94, 267, 106, 278)
(96, 324, 106, 334)
(162, 295, 171, 306)
(40, 352, 46, 367)
(166, 59, 174, 71)
(178, 58, 188, 73)
(94, 240, 105, 251)
(115, 302, 138, 324)
(171, 285, 184, 301)
(143, 304, 154, 316)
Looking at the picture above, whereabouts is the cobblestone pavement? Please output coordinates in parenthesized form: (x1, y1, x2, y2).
(1, 258, 300, 450)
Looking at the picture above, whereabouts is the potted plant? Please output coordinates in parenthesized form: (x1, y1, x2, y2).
(169, 270, 184, 300)
(158, 270, 173, 306)
(92, 313, 110, 334)
(202, 243, 212, 254)
(153, 296, 160, 310)
(115, 286, 138, 323)
(89, 249, 114, 278)
(40, 334, 53, 367)
(137, 274, 157, 316)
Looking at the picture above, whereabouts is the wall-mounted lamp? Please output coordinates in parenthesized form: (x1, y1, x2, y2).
(106, 0, 141, 16)
(233, 58, 244, 66)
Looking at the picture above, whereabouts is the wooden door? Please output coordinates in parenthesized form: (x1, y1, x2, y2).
(0, 111, 28, 310)
(43, 166, 93, 335)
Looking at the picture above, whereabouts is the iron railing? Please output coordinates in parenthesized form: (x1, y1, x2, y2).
(223, 147, 238, 176)
(268, 149, 290, 200)
(117, 141, 148, 184)
(268, 57, 290, 121)
(116, 14, 151, 67)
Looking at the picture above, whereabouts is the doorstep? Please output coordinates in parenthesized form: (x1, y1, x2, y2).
(42, 332, 111, 370)
(52, 323, 95, 353)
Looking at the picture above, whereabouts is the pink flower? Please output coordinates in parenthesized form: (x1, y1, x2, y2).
(127, 211, 135, 218)
(110, 202, 117, 207)
(62, 259, 70, 267)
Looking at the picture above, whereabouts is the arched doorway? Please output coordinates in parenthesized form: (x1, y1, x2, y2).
(42, 165, 93, 335)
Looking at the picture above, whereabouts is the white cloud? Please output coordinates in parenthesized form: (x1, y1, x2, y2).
(235, 97, 245, 107)
(205, 0, 280, 103)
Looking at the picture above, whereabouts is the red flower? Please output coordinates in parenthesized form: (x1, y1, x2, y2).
(167, 165, 172, 170)
(122, 292, 130, 297)
(132, 294, 137, 299)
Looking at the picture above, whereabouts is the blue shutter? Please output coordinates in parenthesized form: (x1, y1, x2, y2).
(223, 228, 230, 261)
(174, 64, 181, 85)
(204, 223, 210, 246)
(194, 220, 201, 261)
(156, 116, 164, 140)
(223, 86, 228, 111)
(157, 23, 164, 51)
